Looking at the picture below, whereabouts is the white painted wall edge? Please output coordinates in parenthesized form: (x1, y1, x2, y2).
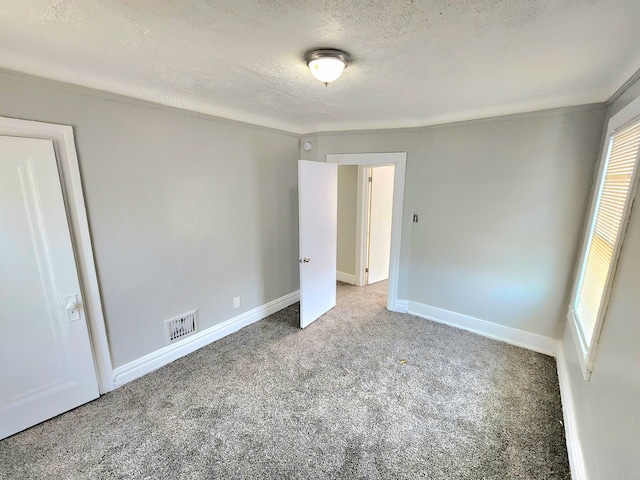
(112, 290, 300, 388)
(555, 340, 588, 480)
(336, 271, 356, 285)
(407, 301, 557, 357)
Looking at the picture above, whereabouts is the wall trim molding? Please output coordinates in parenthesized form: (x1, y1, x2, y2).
(407, 301, 557, 356)
(607, 66, 640, 107)
(112, 290, 300, 388)
(1, 68, 608, 139)
(303, 103, 606, 137)
(336, 271, 356, 285)
(395, 299, 409, 313)
(555, 340, 588, 480)
(0, 68, 299, 138)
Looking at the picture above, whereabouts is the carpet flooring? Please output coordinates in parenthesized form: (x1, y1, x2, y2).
(0, 281, 570, 479)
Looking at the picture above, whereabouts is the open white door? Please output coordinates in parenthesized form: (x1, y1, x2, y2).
(0, 136, 99, 439)
(366, 165, 395, 284)
(298, 160, 338, 328)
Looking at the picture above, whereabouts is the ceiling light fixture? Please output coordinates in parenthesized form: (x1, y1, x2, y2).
(305, 49, 352, 86)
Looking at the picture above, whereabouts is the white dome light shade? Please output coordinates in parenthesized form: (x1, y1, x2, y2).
(305, 49, 351, 86)
(308, 57, 346, 84)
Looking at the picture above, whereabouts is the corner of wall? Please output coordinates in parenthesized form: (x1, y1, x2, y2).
(336, 271, 356, 285)
(112, 290, 300, 388)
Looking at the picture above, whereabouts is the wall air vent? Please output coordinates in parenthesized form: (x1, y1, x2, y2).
(165, 310, 198, 344)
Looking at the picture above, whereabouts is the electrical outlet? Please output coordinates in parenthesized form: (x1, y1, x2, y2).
(233, 296, 241, 308)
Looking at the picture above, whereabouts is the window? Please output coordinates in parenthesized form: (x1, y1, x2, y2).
(568, 97, 640, 380)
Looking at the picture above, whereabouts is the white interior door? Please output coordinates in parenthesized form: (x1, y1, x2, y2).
(0, 135, 99, 440)
(367, 165, 395, 284)
(298, 160, 337, 328)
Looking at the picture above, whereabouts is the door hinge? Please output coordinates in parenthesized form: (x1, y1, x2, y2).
(368, 176, 372, 182)
(365, 268, 369, 273)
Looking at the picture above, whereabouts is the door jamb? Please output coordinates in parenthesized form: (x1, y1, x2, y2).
(327, 153, 406, 312)
(355, 166, 369, 287)
(0, 116, 114, 393)
(358, 165, 395, 287)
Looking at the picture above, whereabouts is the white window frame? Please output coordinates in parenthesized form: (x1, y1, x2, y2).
(568, 95, 640, 380)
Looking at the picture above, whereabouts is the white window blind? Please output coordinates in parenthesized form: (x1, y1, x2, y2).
(574, 118, 640, 348)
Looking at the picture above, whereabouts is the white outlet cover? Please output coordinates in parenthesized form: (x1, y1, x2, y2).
(233, 296, 241, 308)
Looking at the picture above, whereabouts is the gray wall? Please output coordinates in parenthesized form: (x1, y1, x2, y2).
(0, 70, 300, 368)
(337, 165, 358, 275)
(5, 67, 635, 477)
(302, 105, 606, 338)
(561, 77, 640, 479)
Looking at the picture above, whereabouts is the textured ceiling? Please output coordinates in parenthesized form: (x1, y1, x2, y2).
(1, 1, 640, 133)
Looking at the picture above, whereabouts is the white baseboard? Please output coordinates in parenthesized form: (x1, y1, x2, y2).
(407, 301, 557, 356)
(336, 271, 356, 285)
(112, 290, 300, 388)
(394, 299, 409, 313)
(555, 340, 587, 480)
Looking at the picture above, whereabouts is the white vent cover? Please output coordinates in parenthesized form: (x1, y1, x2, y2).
(165, 310, 198, 344)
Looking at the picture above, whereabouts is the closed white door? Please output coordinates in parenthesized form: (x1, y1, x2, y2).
(298, 160, 337, 328)
(0, 135, 99, 440)
(366, 165, 395, 284)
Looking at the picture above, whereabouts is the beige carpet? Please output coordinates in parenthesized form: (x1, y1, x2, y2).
(0, 281, 569, 479)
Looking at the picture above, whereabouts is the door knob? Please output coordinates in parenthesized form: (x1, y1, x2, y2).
(298, 257, 311, 263)
(64, 294, 81, 321)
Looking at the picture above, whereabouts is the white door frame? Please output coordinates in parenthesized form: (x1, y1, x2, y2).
(0, 116, 114, 393)
(358, 166, 371, 287)
(327, 153, 406, 312)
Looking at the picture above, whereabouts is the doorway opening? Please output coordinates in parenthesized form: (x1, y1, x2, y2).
(328, 153, 406, 312)
(297, 153, 406, 329)
(337, 164, 395, 291)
